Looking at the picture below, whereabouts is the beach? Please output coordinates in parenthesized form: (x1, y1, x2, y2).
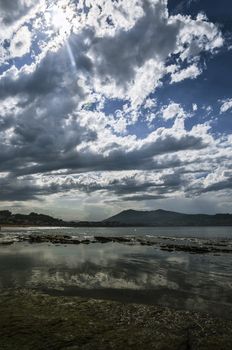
(1, 226, 232, 348)
(1, 289, 232, 350)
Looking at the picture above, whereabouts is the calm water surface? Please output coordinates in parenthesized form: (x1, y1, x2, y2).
(2, 225, 232, 239)
(0, 226, 232, 318)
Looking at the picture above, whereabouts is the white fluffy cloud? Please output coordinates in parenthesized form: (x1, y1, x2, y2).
(82, 0, 223, 107)
(9, 26, 32, 58)
(0, 0, 44, 40)
(170, 64, 201, 83)
(192, 103, 198, 111)
(220, 99, 232, 114)
(161, 102, 186, 120)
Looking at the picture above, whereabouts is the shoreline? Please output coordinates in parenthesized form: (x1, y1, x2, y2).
(1, 224, 232, 228)
(1, 232, 232, 254)
(0, 289, 232, 350)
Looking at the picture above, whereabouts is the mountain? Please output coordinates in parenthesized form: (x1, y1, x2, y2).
(0, 211, 67, 226)
(1, 209, 232, 227)
(103, 209, 232, 226)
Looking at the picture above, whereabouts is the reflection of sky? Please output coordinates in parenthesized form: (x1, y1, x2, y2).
(0, 242, 232, 317)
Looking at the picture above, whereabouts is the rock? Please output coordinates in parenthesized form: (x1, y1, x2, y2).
(95, 236, 113, 244)
(1, 233, 232, 255)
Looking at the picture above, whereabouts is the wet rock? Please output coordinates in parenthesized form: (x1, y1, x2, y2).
(81, 239, 91, 244)
(27, 234, 81, 245)
(94, 236, 113, 244)
(111, 236, 132, 243)
(137, 238, 156, 246)
(1, 233, 232, 255)
(94, 236, 133, 244)
(0, 240, 14, 245)
(160, 243, 232, 254)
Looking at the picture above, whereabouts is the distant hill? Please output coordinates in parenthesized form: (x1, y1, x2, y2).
(103, 209, 232, 226)
(0, 210, 67, 227)
(1, 209, 232, 227)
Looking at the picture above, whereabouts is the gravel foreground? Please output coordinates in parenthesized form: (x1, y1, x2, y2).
(0, 290, 232, 350)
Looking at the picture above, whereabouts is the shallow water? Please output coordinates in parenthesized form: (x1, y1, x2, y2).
(0, 226, 232, 318)
(1, 225, 232, 239)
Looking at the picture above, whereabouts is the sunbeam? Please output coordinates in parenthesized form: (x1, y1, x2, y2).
(66, 40, 77, 70)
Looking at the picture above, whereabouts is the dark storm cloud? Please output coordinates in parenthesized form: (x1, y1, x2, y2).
(90, 0, 180, 87)
(122, 194, 166, 201)
(201, 176, 232, 193)
(0, 0, 34, 26)
(0, 114, 14, 131)
(3, 167, 230, 203)
(1, 129, 207, 178)
(0, 176, 42, 201)
(0, 45, 85, 100)
(107, 177, 160, 195)
(0, 167, 185, 202)
(93, 171, 184, 202)
(0, 39, 98, 179)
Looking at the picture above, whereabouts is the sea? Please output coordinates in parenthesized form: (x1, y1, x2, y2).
(0, 226, 232, 318)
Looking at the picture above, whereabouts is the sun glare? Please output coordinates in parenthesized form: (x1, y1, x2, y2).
(44, 4, 77, 70)
(47, 6, 72, 35)
(52, 8, 67, 28)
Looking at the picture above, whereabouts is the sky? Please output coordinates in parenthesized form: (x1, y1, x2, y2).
(0, 0, 231, 220)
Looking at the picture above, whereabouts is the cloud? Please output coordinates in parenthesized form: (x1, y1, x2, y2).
(0, 1, 223, 106)
(203, 176, 232, 193)
(144, 98, 157, 110)
(121, 194, 166, 201)
(0, 0, 35, 26)
(220, 98, 232, 114)
(160, 102, 186, 120)
(0, 167, 185, 202)
(9, 25, 32, 58)
(170, 64, 201, 83)
(84, 1, 223, 107)
(192, 103, 198, 111)
(0, 119, 214, 202)
(0, 0, 230, 215)
(0, 0, 44, 52)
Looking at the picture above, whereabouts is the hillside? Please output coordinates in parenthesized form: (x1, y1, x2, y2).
(103, 209, 232, 226)
(0, 211, 67, 227)
(1, 209, 232, 227)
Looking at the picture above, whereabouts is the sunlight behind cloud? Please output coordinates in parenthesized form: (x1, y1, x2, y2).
(52, 7, 70, 31)
(44, 3, 77, 71)
(45, 3, 74, 39)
